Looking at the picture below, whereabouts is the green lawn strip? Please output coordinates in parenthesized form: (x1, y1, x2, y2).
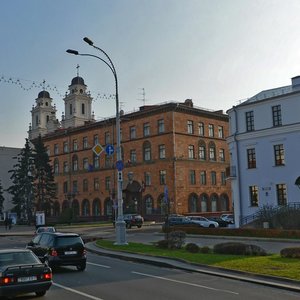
(95, 240, 300, 281)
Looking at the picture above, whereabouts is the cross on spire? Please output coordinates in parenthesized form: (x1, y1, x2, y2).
(76, 64, 80, 77)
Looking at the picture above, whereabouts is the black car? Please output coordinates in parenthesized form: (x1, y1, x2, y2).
(113, 214, 144, 229)
(27, 232, 87, 271)
(0, 249, 52, 298)
(207, 216, 228, 227)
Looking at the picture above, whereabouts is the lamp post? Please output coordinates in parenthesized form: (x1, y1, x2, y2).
(66, 39, 127, 245)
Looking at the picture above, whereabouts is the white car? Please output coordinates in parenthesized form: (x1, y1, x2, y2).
(220, 214, 234, 224)
(189, 216, 219, 228)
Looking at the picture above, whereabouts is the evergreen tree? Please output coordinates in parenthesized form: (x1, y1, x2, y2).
(32, 135, 57, 216)
(0, 180, 5, 216)
(7, 139, 35, 220)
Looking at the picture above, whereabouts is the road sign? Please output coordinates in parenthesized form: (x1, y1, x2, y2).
(92, 144, 104, 156)
(116, 160, 124, 171)
(117, 171, 123, 182)
(105, 144, 114, 156)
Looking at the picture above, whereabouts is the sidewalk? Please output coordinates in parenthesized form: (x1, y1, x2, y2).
(85, 241, 300, 293)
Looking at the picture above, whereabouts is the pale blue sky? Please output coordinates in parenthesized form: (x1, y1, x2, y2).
(1, 0, 300, 148)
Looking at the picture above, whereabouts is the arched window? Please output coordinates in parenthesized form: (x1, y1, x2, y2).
(72, 155, 78, 171)
(72, 199, 80, 216)
(144, 195, 153, 215)
(54, 158, 59, 175)
(211, 194, 218, 212)
(200, 193, 208, 212)
(158, 194, 167, 215)
(46, 115, 50, 123)
(220, 194, 229, 211)
(104, 198, 112, 216)
(198, 140, 206, 160)
(81, 103, 85, 114)
(209, 142, 216, 161)
(143, 141, 151, 161)
(188, 193, 198, 213)
(62, 200, 69, 211)
(92, 198, 101, 216)
(82, 199, 90, 216)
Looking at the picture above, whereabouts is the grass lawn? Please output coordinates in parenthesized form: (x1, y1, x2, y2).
(96, 239, 300, 281)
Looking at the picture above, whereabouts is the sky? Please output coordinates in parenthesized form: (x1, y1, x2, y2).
(1, 0, 300, 148)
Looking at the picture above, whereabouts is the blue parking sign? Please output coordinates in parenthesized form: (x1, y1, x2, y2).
(105, 144, 114, 156)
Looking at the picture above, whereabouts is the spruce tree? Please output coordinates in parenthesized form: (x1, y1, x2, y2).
(7, 139, 34, 220)
(32, 135, 57, 216)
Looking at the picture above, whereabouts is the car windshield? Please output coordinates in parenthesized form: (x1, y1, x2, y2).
(37, 227, 55, 233)
(55, 236, 83, 247)
(0, 251, 40, 267)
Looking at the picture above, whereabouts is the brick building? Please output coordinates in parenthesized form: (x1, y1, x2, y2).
(29, 76, 231, 221)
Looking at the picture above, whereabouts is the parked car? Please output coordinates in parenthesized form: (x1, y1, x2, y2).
(114, 214, 144, 229)
(0, 248, 52, 298)
(220, 214, 235, 224)
(164, 216, 203, 227)
(189, 216, 219, 228)
(26, 232, 87, 271)
(207, 216, 228, 227)
(35, 226, 56, 235)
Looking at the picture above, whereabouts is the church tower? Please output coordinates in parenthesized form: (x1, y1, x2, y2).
(28, 90, 59, 140)
(61, 67, 94, 129)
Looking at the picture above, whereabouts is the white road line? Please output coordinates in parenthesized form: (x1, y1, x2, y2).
(132, 271, 239, 295)
(87, 262, 111, 268)
(53, 282, 104, 300)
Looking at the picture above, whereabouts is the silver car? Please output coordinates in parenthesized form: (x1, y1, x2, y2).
(189, 216, 219, 228)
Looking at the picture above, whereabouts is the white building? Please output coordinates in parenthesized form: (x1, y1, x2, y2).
(227, 76, 300, 228)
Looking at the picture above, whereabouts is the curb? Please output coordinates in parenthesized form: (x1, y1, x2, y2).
(86, 241, 300, 293)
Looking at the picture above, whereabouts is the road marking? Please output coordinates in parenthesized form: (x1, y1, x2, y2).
(132, 271, 239, 295)
(87, 262, 111, 268)
(53, 282, 104, 300)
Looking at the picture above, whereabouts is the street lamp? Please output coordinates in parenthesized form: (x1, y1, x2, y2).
(66, 38, 127, 245)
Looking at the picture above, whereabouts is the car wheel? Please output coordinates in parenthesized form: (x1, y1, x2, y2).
(137, 225, 142, 228)
(77, 263, 86, 271)
(36, 290, 47, 297)
(209, 224, 215, 228)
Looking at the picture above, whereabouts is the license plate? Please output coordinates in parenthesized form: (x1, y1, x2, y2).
(18, 276, 37, 282)
(65, 251, 77, 255)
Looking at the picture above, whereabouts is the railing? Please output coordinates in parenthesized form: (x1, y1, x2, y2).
(240, 202, 300, 226)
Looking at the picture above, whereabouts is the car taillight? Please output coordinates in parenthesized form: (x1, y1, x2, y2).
(41, 273, 52, 280)
(0, 276, 14, 284)
(50, 249, 58, 256)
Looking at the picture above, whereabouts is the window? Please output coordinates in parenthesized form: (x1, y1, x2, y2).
(83, 179, 88, 192)
(211, 171, 217, 185)
(83, 158, 89, 170)
(63, 161, 69, 173)
(218, 126, 224, 138)
(73, 139, 78, 151)
(54, 144, 59, 155)
(83, 137, 88, 149)
(144, 172, 151, 186)
(246, 111, 254, 132)
(249, 186, 259, 206)
(105, 155, 112, 168)
(200, 171, 206, 185)
(130, 149, 137, 163)
(272, 105, 282, 127)
(159, 144, 166, 159)
(70, 103, 73, 115)
(105, 177, 111, 190)
(143, 122, 150, 137)
(72, 155, 78, 171)
(63, 181, 68, 193)
(189, 170, 196, 185)
(72, 180, 78, 193)
(188, 145, 195, 159)
(187, 120, 194, 134)
(198, 142, 206, 160)
(130, 126, 136, 139)
(81, 103, 85, 114)
(143, 141, 151, 161)
(276, 184, 287, 206)
(93, 154, 99, 169)
(94, 178, 99, 191)
(54, 159, 59, 175)
(247, 148, 256, 169)
(105, 131, 110, 144)
(158, 119, 165, 133)
(209, 142, 216, 161)
(35, 115, 39, 126)
(198, 122, 204, 136)
(159, 170, 166, 185)
(221, 171, 226, 185)
(93, 134, 99, 145)
(274, 144, 285, 166)
(219, 149, 225, 162)
(208, 124, 214, 137)
(63, 141, 69, 153)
